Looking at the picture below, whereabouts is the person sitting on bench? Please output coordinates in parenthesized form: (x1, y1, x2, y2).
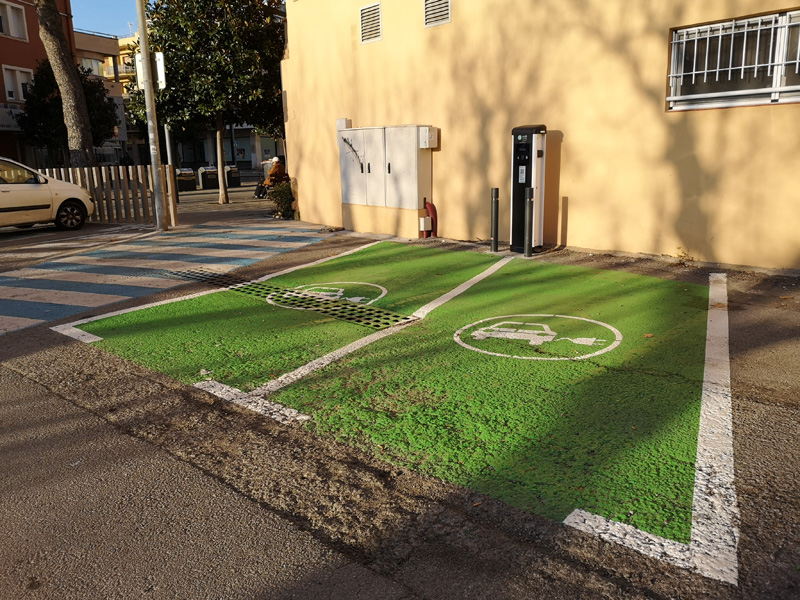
(266, 156, 290, 187)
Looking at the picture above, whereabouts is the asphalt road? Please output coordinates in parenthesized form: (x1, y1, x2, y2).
(1, 195, 799, 599)
(0, 186, 331, 336)
(0, 222, 155, 273)
(0, 366, 408, 599)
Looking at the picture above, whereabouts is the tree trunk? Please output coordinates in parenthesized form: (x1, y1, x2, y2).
(33, 0, 96, 168)
(216, 115, 229, 204)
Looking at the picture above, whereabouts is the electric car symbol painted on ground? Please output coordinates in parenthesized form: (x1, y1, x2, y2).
(471, 321, 606, 347)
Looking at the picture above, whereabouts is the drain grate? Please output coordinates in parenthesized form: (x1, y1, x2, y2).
(164, 270, 414, 330)
(237, 281, 415, 329)
(165, 269, 251, 289)
(234, 281, 287, 298)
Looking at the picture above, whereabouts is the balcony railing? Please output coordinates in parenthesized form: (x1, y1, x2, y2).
(105, 64, 136, 78)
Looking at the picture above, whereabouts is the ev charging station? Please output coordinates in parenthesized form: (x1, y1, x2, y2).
(510, 125, 547, 253)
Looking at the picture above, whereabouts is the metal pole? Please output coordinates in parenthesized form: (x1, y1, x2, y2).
(524, 187, 533, 258)
(490, 188, 499, 253)
(536, 133, 547, 248)
(135, 0, 168, 231)
(164, 125, 175, 166)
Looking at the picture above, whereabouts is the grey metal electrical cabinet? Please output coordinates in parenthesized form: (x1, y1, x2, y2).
(338, 124, 437, 210)
(364, 128, 386, 207)
(384, 125, 434, 209)
(338, 129, 367, 205)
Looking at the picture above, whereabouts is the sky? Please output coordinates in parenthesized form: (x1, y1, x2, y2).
(70, 0, 141, 38)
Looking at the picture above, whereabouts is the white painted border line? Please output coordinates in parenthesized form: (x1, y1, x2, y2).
(412, 257, 513, 319)
(194, 380, 311, 424)
(50, 241, 383, 342)
(198, 253, 512, 421)
(246, 318, 419, 398)
(564, 273, 739, 585)
(690, 272, 739, 583)
(247, 256, 515, 399)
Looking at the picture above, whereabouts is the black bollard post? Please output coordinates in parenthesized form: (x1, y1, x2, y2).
(524, 187, 533, 257)
(490, 188, 499, 253)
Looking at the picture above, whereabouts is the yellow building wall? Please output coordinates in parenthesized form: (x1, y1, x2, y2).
(282, 0, 800, 270)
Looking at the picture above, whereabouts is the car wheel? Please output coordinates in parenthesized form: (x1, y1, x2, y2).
(55, 200, 87, 230)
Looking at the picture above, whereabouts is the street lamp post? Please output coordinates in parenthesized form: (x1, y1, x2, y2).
(135, 0, 168, 231)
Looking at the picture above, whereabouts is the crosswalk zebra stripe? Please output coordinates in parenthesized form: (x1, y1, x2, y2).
(0, 276, 168, 299)
(0, 315, 44, 334)
(0, 267, 182, 289)
(126, 237, 315, 250)
(52, 256, 264, 271)
(0, 222, 333, 336)
(0, 299, 107, 321)
(0, 285, 130, 307)
(89, 244, 280, 260)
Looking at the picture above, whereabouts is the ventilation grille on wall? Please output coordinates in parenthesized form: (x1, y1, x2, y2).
(424, 0, 450, 27)
(360, 3, 382, 43)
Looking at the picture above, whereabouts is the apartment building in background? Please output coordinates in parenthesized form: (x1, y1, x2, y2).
(281, 1, 800, 270)
(72, 28, 126, 165)
(0, 0, 75, 163)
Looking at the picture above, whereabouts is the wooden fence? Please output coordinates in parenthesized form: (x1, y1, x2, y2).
(42, 165, 179, 227)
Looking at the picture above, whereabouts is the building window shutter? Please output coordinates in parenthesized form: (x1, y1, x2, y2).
(360, 3, 382, 44)
(0, 1, 27, 40)
(424, 0, 450, 27)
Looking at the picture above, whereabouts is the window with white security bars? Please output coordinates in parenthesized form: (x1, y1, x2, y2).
(360, 3, 381, 44)
(668, 10, 800, 110)
(424, 0, 450, 28)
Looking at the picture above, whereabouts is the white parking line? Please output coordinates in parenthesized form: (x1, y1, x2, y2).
(193, 380, 311, 424)
(246, 319, 420, 398)
(244, 256, 515, 399)
(564, 273, 739, 585)
(412, 257, 513, 319)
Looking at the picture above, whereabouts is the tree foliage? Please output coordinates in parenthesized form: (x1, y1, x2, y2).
(141, 0, 285, 138)
(138, 0, 286, 203)
(15, 60, 119, 155)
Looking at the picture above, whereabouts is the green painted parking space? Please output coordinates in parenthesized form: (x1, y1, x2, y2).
(271, 260, 708, 543)
(80, 242, 499, 391)
(78, 244, 710, 544)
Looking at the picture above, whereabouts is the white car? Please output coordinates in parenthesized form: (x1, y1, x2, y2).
(0, 156, 95, 230)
